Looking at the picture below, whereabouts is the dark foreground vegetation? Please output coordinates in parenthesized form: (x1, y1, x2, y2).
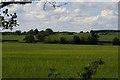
(1, 29, 120, 45)
(47, 59, 105, 79)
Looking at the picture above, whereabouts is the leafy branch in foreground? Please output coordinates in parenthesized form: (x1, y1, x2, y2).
(0, 9, 19, 30)
(48, 67, 61, 79)
(47, 59, 105, 80)
(43, 1, 67, 10)
(78, 58, 105, 80)
(0, 1, 32, 9)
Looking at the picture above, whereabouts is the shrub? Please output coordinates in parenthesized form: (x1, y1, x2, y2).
(23, 35, 35, 43)
(44, 36, 58, 44)
(45, 28, 53, 36)
(34, 29, 39, 35)
(48, 67, 60, 78)
(59, 37, 67, 44)
(36, 31, 46, 42)
(47, 59, 105, 79)
(112, 37, 120, 45)
(15, 30, 21, 35)
(78, 58, 105, 80)
(89, 30, 99, 45)
(72, 35, 81, 44)
(27, 29, 35, 35)
(80, 37, 85, 44)
(87, 36, 99, 45)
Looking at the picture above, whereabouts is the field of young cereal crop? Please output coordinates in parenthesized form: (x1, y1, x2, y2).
(2, 42, 118, 78)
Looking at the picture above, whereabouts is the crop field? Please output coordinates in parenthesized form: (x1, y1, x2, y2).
(98, 32, 119, 41)
(2, 35, 25, 41)
(2, 42, 118, 78)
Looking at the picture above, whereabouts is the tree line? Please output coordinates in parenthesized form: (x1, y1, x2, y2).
(2, 28, 120, 45)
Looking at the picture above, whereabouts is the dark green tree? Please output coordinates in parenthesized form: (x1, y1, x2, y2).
(23, 35, 35, 43)
(34, 28, 39, 35)
(81, 37, 85, 44)
(27, 29, 34, 35)
(21, 31, 27, 35)
(73, 35, 81, 44)
(45, 28, 53, 36)
(15, 30, 21, 35)
(59, 37, 66, 44)
(112, 37, 120, 45)
(36, 31, 46, 42)
(89, 30, 99, 45)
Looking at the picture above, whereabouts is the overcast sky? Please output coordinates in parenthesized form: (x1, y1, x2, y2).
(1, 1, 118, 32)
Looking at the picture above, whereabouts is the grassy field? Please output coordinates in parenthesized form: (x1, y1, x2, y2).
(99, 32, 119, 41)
(2, 35, 25, 41)
(2, 42, 118, 78)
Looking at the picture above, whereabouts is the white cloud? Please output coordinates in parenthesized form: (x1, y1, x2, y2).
(69, 8, 118, 31)
(82, 16, 99, 25)
(22, 2, 50, 19)
(59, 16, 71, 22)
(54, 8, 67, 14)
(3, 2, 118, 32)
(101, 10, 113, 16)
(73, 8, 80, 13)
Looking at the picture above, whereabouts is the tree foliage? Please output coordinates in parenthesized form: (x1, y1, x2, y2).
(47, 59, 105, 79)
(0, 1, 31, 9)
(27, 29, 34, 35)
(36, 31, 46, 42)
(45, 28, 53, 36)
(112, 37, 120, 45)
(23, 35, 35, 43)
(73, 35, 81, 44)
(15, 30, 21, 35)
(36, 28, 54, 42)
(48, 67, 60, 78)
(78, 58, 105, 80)
(59, 37, 66, 44)
(88, 30, 99, 45)
(0, 9, 19, 30)
(34, 28, 39, 35)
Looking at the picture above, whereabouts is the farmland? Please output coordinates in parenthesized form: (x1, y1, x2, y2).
(0, 1, 119, 79)
(1, 31, 119, 78)
(2, 35, 25, 42)
(2, 42, 118, 78)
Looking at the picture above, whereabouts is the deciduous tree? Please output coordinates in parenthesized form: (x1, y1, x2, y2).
(23, 34, 35, 43)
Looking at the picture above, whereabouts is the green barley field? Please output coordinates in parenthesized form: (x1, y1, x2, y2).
(2, 42, 118, 78)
